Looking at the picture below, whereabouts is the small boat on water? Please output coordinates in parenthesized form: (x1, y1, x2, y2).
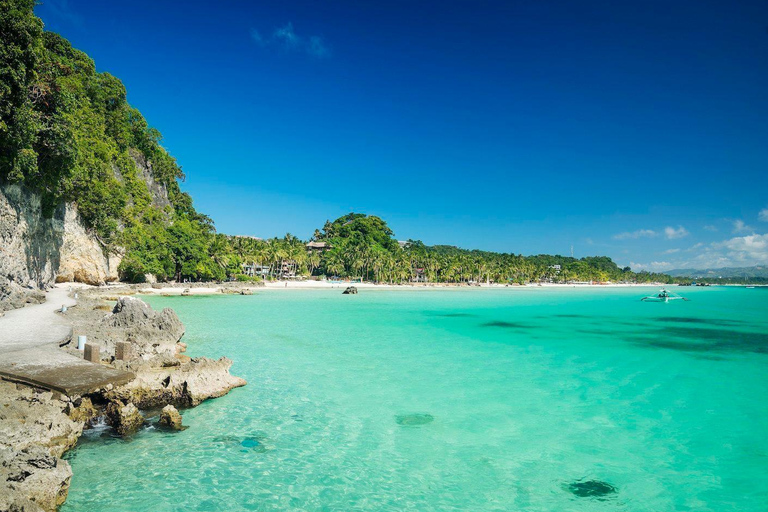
(641, 289, 689, 303)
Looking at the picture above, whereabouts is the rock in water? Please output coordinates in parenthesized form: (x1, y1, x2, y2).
(105, 401, 144, 436)
(568, 480, 617, 498)
(395, 413, 434, 426)
(342, 286, 358, 295)
(158, 404, 184, 430)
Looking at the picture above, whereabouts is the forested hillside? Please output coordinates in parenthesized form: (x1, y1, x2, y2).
(1, 0, 221, 283)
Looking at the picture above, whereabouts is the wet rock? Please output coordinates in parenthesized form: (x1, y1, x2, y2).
(65, 397, 99, 425)
(158, 405, 184, 431)
(342, 286, 358, 295)
(395, 413, 434, 426)
(568, 479, 617, 498)
(240, 288, 253, 295)
(105, 401, 144, 436)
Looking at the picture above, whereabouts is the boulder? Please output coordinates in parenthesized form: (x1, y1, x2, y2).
(158, 405, 184, 430)
(95, 296, 185, 358)
(105, 401, 144, 436)
(342, 286, 358, 295)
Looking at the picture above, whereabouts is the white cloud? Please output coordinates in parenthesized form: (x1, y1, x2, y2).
(716, 233, 768, 263)
(758, 208, 768, 222)
(629, 261, 674, 272)
(661, 248, 680, 254)
(250, 28, 265, 45)
(251, 22, 331, 58)
(274, 23, 301, 48)
(664, 226, 689, 240)
(613, 229, 657, 240)
(732, 219, 754, 234)
(667, 233, 768, 269)
(703, 225, 718, 232)
(307, 36, 330, 58)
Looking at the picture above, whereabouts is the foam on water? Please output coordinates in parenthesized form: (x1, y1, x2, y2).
(62, 287, 768, 511)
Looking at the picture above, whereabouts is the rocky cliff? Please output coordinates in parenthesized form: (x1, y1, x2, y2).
(0, 184, 61, 314)
(1, 154, 169, 314)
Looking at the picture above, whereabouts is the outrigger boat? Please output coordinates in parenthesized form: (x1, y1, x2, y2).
(641, 288, 688, 303)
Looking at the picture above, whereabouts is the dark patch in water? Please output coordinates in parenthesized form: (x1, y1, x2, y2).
(481, 321, 531, 329)
(568, 480, 617, 499)
(396, 414, 434, 426)
(657, 316, 742, 327)
(437, 312, 477, 318)
(551, 314, 588, 319)
(213, 434, 268, 452)
(627, 327, 768, 355)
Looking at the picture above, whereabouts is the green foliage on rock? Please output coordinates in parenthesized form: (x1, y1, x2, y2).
(0, 0, 218, 282)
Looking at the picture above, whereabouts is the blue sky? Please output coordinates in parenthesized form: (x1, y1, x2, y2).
(36, 0, 768, 270)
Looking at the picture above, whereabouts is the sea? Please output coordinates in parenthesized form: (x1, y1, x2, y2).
(62, 286, 768, 511)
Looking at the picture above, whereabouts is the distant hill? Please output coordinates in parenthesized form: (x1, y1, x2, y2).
(667, 266, 768, 279)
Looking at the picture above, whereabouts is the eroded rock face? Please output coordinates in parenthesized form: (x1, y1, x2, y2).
(0, 383, 83, 458)
(0, 185, 63, 315)
(68, 296, 185, 357)
(108, 356, 247, 408)
(0, 446, 72, 512)
(0, 381, 86, 512)
(56, 204, 121, 286)
(158, 405, 183, 430)
(0, 183, 121, 314)
(105, 401, 144, 436)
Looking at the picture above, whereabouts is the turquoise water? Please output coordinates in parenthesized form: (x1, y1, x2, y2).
(63, 287, 768, 511)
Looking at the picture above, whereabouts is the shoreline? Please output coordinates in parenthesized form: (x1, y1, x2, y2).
(0, 284, 246, 511)
(99, 280, 672, 297)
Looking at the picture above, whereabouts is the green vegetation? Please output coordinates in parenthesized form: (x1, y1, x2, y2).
(1, 0, 220, 282)
(213, 213, 674, 285)
(1, 3, 674, 286)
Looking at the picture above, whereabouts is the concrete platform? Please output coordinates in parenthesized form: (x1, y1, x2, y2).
(0, 285, 134, 396)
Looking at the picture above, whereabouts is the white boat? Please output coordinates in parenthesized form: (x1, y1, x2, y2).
(641, 289, 688, 303)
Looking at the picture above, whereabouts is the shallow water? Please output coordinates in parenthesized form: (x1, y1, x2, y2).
(62, 287, 768, 511)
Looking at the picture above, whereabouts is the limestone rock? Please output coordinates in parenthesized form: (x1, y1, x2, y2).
(70, 296, 185, 358)
(0, 445, 72, 512)
(56, 204, 121, 285)
(342, 286, 358, 294)
(108, 356, 247, 408)
(0, 185, 63, 314)
(158, 405, 184, 430)
(105, 401, 144, 436)
(0, 382, 83, 458)
(0, 381, 82, 512)
(66, 397, 99, 425)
